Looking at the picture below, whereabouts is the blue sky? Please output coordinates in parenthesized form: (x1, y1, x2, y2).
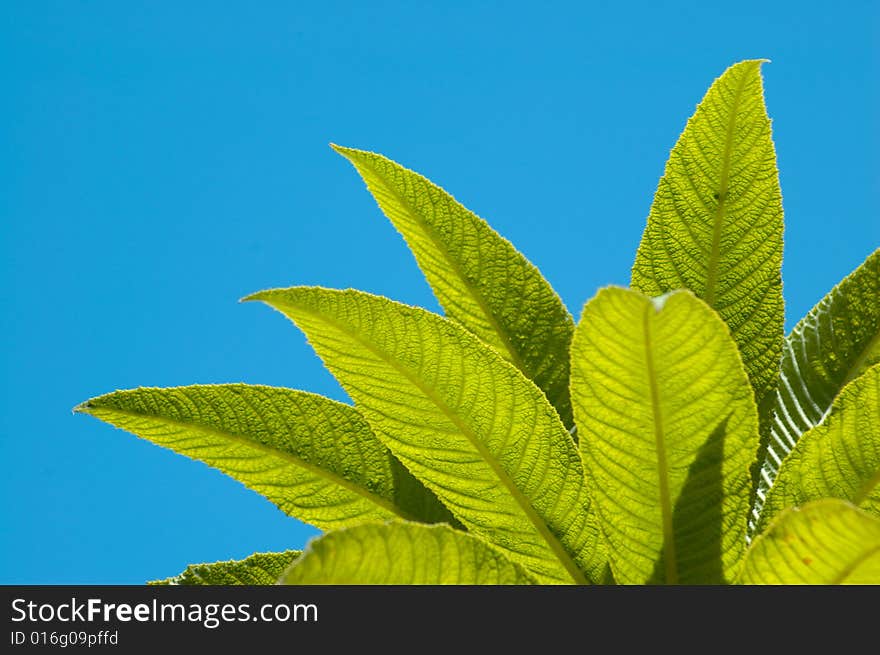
(1, 1, 877, 583)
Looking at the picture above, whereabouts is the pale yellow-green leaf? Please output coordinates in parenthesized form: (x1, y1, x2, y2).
(570, 287, 759, 584)
(281, 522, 535, 585)
(761, 365, 880, 527)
(752, 249, 880, 531)
(76, 385, 455, 530)
(247, 287, 606, 584)
(333, 146, 575, 427)
(631, 60, 784, 411)
(741, 499, 880, 584)
(150, 550, 300, 585)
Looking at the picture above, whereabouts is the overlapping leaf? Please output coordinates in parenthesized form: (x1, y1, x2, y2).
(281, 522, 534, 585)
(151, 550, 300, 585)
(334, 146, 575, 427)
(760, 365, 880, 527)
(248, 287, 605, 584)
(570, 287, 759, 584)
(752, 249, 880, 530)
(76, 385, 454, 530)
(75, 58, 880, 587)
(741, 500, 880, 584)
(631, 60, 784, 411)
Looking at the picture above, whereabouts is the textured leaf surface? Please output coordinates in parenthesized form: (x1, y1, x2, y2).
(151, 551, 300, 585)
(334, 146, 575, 427)
(741, 500, 880, 584)
(631, 60, 784, 410)
(753, 249, 880, 530)
(248, 287, 605, 584)
(282, 522, 535, 585)
(76, 385, 454, 530)
(761, 365, 880, 527)
(570, 287, 759, 584)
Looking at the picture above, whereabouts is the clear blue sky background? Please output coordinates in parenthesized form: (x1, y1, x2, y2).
(2, 1, 877, 583)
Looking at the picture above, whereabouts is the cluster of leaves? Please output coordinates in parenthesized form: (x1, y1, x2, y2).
(77, 60, 880, 585)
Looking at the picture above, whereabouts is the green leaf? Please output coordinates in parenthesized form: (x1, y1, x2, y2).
(247, 287, 605, 585)
(333, 146, 575, 427)
(631, 60, 784, 411)
(570, 287, 759, 584)
(75, 385, 455, 530)
(752, 249, 880, 530)
(740, 499, 880, 584)
(150, 550, 300, 585)
(281, 522, 535, 585)
(760, 365, 880, 528)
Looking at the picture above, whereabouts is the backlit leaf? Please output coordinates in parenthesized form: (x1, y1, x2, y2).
(76, 385, 455, 530)
(741, 499, 880, 584)
(248, 287, 606, 584)
(631, 60, 784, 411)
(150, 550, 300, 585)
(281, 522, 535, 585)
(570, 287, 759, 584)
(760, 365, 880, 527)
(752, 249, 880, 531)
(334, 146, 575, 427)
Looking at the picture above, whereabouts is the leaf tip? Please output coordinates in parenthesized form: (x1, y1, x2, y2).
(72, 401, 92, 415)
(719, 59, 771, 83)
(239, 290, 272, 304)
(330, 143, 357, 159)
(733, 58, 771, 74)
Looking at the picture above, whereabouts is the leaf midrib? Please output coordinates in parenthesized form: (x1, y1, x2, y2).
(77, 403, 417, 522)
(642, 303, 678, 584)
(280, 297, 588, 585)
(703, 68, 751, 307)
(349, 152, 531, 375)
